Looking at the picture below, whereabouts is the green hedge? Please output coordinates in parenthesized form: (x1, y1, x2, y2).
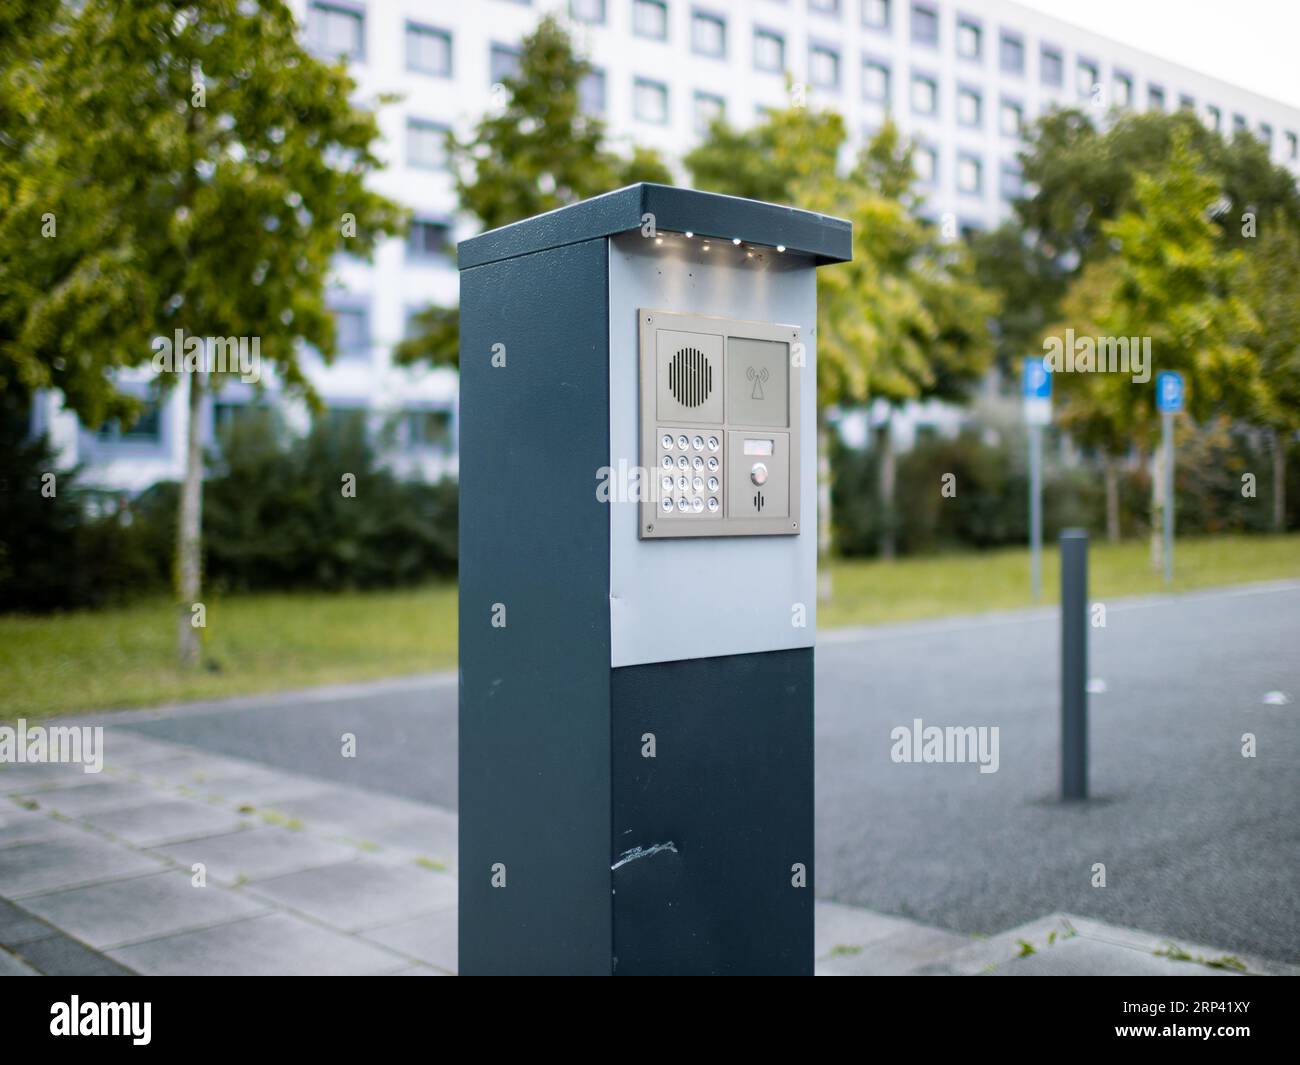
(0, 401, 458, 614)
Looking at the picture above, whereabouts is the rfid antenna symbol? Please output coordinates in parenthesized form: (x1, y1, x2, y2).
(746, 365, 770, 401)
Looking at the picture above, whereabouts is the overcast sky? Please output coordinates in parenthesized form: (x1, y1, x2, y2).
(1018, 0, 1300, 110)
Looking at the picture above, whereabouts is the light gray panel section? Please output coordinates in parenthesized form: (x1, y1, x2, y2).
(608, 232, 818, 668)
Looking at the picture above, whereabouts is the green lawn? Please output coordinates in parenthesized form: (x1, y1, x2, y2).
(2, 534, 1297, 719)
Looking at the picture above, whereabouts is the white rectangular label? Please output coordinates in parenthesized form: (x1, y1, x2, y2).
(744, 438, 774, 456)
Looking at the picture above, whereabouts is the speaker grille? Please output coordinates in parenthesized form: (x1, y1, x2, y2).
(668, 347, 713, 408)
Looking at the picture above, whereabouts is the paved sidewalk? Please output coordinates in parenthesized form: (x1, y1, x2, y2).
(1, 730, 1292, 976)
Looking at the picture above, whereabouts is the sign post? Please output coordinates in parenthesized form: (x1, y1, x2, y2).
(1156, 371, 1184, 586)
(1023, 357, 1052, 603)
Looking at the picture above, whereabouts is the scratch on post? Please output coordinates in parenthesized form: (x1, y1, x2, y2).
(611, 841, 678, 870)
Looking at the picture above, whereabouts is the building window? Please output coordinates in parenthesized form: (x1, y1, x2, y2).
(810, 44, 841, 90)
(754, 28, 785, 72)
(407, 119, 449, 171)
(308, 2, 365, 61)
(1259, 123, 1273, 150)
(580, 69, 606, 114)
(999, 98, 1022, 138)
(862, 0, 890, 30)
(1148, 84, 1165, 111)
(999, 32, 1024, 76)
(1205, 104, 1221, 131)
(911, 3, 938, 47)
(691, 11, 726, 58)
(332, 305, 371, 356)
(957, 153, 982, 195)
(1113, 72, 1133, 108)
(1286, 131, 1298, 161)
(1179, 94, 1196, 111)
(405, 22, 451, 77)
(1076, 58, 1098, 97)
(404, 408, 453, 453)
(489, 44, 521, 86)
(407, 220, 453, 262)
(570, 0, 606, 24)
(956, 18, 981, 59)
(97, 400, 162, 443)
(1040, 46, 1062, 88)
(634, 77, 669, 123)
(957, 86, 981, 127)
(633, 0, 668, 40)
(913, 143, 937, 184)
(910, 72, 937, 115)
(694, 91, 725, 135)
(809, 0, 841, 14)
(862, 59, 890, 104)
(999, 162, 1021, 200)
(1232, 113, 1247, 134)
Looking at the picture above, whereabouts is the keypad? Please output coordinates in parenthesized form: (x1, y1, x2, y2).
(656, 426, 722, 518)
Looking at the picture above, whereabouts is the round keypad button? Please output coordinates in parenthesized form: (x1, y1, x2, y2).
(660, 497, 673, 513)
(692, 435, 704, 451)
(677, 455, 689, 470)
(691, 497, 704, 513)
(691, 455, 704, 471)
(660, 455, 673, 470)
(677, 435, 689, 452)
(706, 436, 719, 451)
(676, 497, 689, 513)
(661, 434, 674, 450)
(706, 456, 719, 472)
(707, 476, 719, 492)
(707, 496, 719, 512)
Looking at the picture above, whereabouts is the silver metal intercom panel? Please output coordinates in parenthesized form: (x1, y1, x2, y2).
(639, 309, 801, 539)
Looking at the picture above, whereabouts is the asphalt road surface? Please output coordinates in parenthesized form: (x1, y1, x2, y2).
(117, 580, 1300, 962)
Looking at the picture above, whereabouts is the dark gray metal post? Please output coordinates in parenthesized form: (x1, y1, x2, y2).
(1029, 423, 1043, 602)
(1060, 528, 1088, 801)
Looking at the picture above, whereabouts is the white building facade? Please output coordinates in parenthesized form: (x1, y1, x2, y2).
(42, 0, 1300, 490)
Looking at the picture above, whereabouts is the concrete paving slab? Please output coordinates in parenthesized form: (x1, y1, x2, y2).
(79, 797, 251, 847)
(0, 811, 87, 848)
(362, 809, 458, 863)
(989, 934, 1239, 976)
(14, 934, 135, 976)
(247, 860, 457, 932)
(152, 826, 362, 884)
(0, 948, 37, 975)
(815, 899, 934, 957)
(20, 870, 268, 950)
(188, 768, 335, 809)
(269, 787, 440, 839)
(15, 779, 162, 817)
(0, 762, 102, 795)
(0, 899, 57, 946)
(108, 913, 410, 976)
(362, 908, 457, 973)
(0, 835, 166, 898)
(816, 924, 970, 976)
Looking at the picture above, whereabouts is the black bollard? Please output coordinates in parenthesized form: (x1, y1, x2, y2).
(1061, 529, 1088, 801)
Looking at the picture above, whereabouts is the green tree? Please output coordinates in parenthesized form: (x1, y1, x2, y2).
(1239, 219, 1300, 529)
(687, 110, 995, 565)
(0, 0, 405, 660)
(1043, 132, 1260, 562)
(975, 107, 1300, 370)
(396, 14, 671, 369)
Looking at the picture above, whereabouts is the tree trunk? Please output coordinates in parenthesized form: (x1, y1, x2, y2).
(817, 414, 832, 601)
(176, 369, 205, 666)
(877, 414, 896, 561)
(1273, 428, 1287, 533)
(1103, 454, 1120, 543)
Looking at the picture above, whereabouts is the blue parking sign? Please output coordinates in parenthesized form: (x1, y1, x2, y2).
(1022, 357, 1052, 399)
(1156, 371, 1184, 413)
